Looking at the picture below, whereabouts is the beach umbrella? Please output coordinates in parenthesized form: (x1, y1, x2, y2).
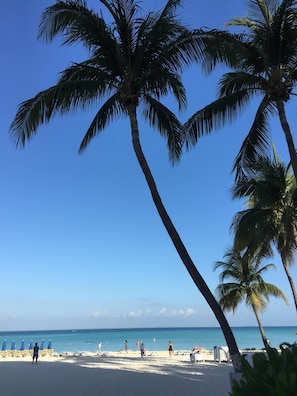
(2, 340, 6, 351)
(40, 339, 45, 350)
(47, 340, 52, 350)
(11, 341, 16, 351)
(20, 340, 25, 351)
(29, 340, 33, 350)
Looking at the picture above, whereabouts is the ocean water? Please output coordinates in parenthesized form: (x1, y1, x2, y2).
(0, 327, 296, 353)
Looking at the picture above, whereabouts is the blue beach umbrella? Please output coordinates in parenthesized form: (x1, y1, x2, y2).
(40, 339, 45, 350)
(11, 341, 16, 351)
(20, 340, 25, 351)
(29, 341, 33, 350)
(47, 340, 52, 350)
(2, 340, 6, 351)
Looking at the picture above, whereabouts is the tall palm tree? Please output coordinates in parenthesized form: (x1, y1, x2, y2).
(231, 146, 297, 311)
(9, 0, 242, 369)
(214, 247, 289, 348)
(182, 0, 297, 183)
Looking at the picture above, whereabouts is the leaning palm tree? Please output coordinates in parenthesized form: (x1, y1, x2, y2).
(182, 0, 297, 183)
(9, 0, 242, 369)
(214, 247, 289, 348)
(231, 146, 297, 311)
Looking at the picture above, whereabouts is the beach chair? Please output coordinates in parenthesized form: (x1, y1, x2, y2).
(213, 346, 230, 363)
(146, 351, 158, 356)
(22, 349, 30, 357)
(194, 352, 205, 362)
(190, 350, 205, 363)
(175, 350, 187, 355)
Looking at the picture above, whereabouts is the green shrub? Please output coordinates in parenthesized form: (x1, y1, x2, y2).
(230, 343, 297, 396)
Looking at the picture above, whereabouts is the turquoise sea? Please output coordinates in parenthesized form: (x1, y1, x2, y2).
(0, 327, 296, 354)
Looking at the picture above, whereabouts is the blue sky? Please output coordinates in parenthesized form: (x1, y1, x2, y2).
(0, 0, 296, 331)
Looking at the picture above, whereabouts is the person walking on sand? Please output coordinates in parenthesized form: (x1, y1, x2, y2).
(124, 340, 128, 353)
(32, 342, 39, 364)
(168, 340, 173, 357)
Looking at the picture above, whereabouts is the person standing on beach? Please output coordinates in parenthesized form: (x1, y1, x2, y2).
(124, 340, 128, 353)
(168, 341, 173, 357)
(136, 340, 140, 351)
(140, 342, 145, 357)
(97, 342, 102, 353)
(32, 342, 39, 364)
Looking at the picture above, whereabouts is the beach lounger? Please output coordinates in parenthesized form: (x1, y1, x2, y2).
(21, 349, 30, 357)
(213, 346, 230, 363)
(190, 350, 205, 363)
(146, 351, 158, 356)
(174, 350, 188, 355)
(14, 350, 21, 358)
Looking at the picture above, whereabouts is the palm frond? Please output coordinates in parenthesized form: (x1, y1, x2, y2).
(141, 69, 187, 111)
(38, 0, 125, 76)
(182, 89, 251, 150)
(216, 286, 244, 313)
(39, 1, 100, 47)
(227, 0, 276, 29)
(10, 89, 56, 147)
(218, 72, 263, 97)
(196, 30, 246, 73)
(9, 82, 101, 147)
(232, 96, 274, 181)
(79, 93, 124, 152)
(133, 8, 199, 80)
(141, 95, 182, 163)
(161, 29, 207, 70)
(10, 65, 111, 146)
(100, 0, 139, 55)
(58, 60, 119, 94)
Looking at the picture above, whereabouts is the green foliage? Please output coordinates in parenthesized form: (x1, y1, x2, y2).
(230, 343, 297, 396)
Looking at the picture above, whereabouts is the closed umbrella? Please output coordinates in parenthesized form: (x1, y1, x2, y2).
(11, 341, 16, 351)
(20, 340, 25, 351)
(47, 340, 52, 350)
(29, 341, 33, 350)
(40, 339, 45, 350)
(2, 340, 6, 351)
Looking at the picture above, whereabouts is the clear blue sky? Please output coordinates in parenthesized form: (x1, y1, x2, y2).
(0, 0, 296, 331)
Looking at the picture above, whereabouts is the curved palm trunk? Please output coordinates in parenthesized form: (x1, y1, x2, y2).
(252, 305, 269, 349)
(281, 254, 297, 312)
(127, 104, 242, 372)
(276, 100, 297, 183)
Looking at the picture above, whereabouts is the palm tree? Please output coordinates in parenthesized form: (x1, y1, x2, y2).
(231, 146, 297, 311)
(182, 0, 297, 183)
(214, 247, 289, 348)
(9, 0, 242, 369)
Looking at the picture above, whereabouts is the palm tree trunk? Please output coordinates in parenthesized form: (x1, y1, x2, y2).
(127, 103, 242, 372)
(252, 305, 269, 348)
(276, 100, 297, 183)
(281, 254, 297, 312)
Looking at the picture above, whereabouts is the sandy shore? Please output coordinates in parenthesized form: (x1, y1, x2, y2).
(0, 350, 235, 396)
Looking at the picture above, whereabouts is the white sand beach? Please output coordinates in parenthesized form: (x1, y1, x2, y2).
(0, 350, 235, 396)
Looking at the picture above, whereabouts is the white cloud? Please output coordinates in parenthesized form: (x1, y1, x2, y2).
(89, 307, 196, 320)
